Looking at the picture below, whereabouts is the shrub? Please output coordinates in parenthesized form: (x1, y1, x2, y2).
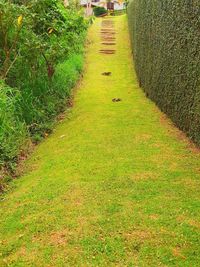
(0, 0, 88, 187)
(93, 6, 107, 17)
(128, 0, 200, 144)
(21, 54, 84, 139)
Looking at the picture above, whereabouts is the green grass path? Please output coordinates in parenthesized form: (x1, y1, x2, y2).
(1, 16, 200, 266)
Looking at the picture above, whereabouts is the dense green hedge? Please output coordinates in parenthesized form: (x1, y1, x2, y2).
(128, 0, 200, 144)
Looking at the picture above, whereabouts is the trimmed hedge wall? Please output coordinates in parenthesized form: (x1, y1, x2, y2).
(128, 0, 200, 144)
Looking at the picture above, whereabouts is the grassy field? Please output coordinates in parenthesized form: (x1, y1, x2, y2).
(1, 15, 200, 266)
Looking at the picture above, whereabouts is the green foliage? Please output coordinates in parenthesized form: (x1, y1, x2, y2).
(0, 0, 87, 179)
(0, 0, 87, 81)
(93, 6, 107, 17)
(128, 0, 200, 144)
(20, 54, 84, 138)
(0, 81, 27, 169)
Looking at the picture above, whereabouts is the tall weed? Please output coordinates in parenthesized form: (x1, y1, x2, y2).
(0, 81, 27, 170)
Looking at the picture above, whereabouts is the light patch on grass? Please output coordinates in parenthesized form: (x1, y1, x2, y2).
(123, 229, 153, 242)
(132, 172, 158, 181)
(149, 214, 159, 220)
(177, 215, 200, 230)
(172, 247, 186, 260)
(134, 133, 152, 143)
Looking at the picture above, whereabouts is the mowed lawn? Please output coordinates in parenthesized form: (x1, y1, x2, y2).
(1, 16, 200, 267)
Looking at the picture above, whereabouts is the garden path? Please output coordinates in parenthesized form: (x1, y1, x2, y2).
(1, 16, 200, 266)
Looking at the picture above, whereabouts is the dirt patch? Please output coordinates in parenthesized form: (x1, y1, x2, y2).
(32, 229, 69, 247)
(15, 246, 27, 257)
(102, 72, 112, 76)
(49, 231, 68, 246)
(112, 98, 122, 102)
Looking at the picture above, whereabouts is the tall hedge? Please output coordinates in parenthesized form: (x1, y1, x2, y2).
(128, 0, 200, 144)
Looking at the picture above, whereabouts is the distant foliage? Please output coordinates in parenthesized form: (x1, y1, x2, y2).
(0, 0, 87, 182)
(93, 6, 107, 17)
(128, 0, 200, 144)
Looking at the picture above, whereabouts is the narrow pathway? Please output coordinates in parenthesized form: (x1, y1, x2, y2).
(1, 16, 200, 267)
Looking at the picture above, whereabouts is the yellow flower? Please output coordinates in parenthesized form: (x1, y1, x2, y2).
(17, 15, 23, 27)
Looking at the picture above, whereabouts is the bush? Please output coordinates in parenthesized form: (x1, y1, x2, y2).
(93, 6, 107, 17)
(0, 0, 87, 186)
(128, 0, 200, 144)
(17, 53, 84, 140)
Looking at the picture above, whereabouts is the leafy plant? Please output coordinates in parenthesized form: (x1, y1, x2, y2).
(93, 6, 107, 17)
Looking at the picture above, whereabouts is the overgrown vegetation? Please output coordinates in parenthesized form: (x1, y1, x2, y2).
(128, 0, 200, 144)
(0, 0, 88, 188)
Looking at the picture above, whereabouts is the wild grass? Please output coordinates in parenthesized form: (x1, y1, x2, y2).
(0, 53, 84, 189)
(0, 82, 27, 173)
